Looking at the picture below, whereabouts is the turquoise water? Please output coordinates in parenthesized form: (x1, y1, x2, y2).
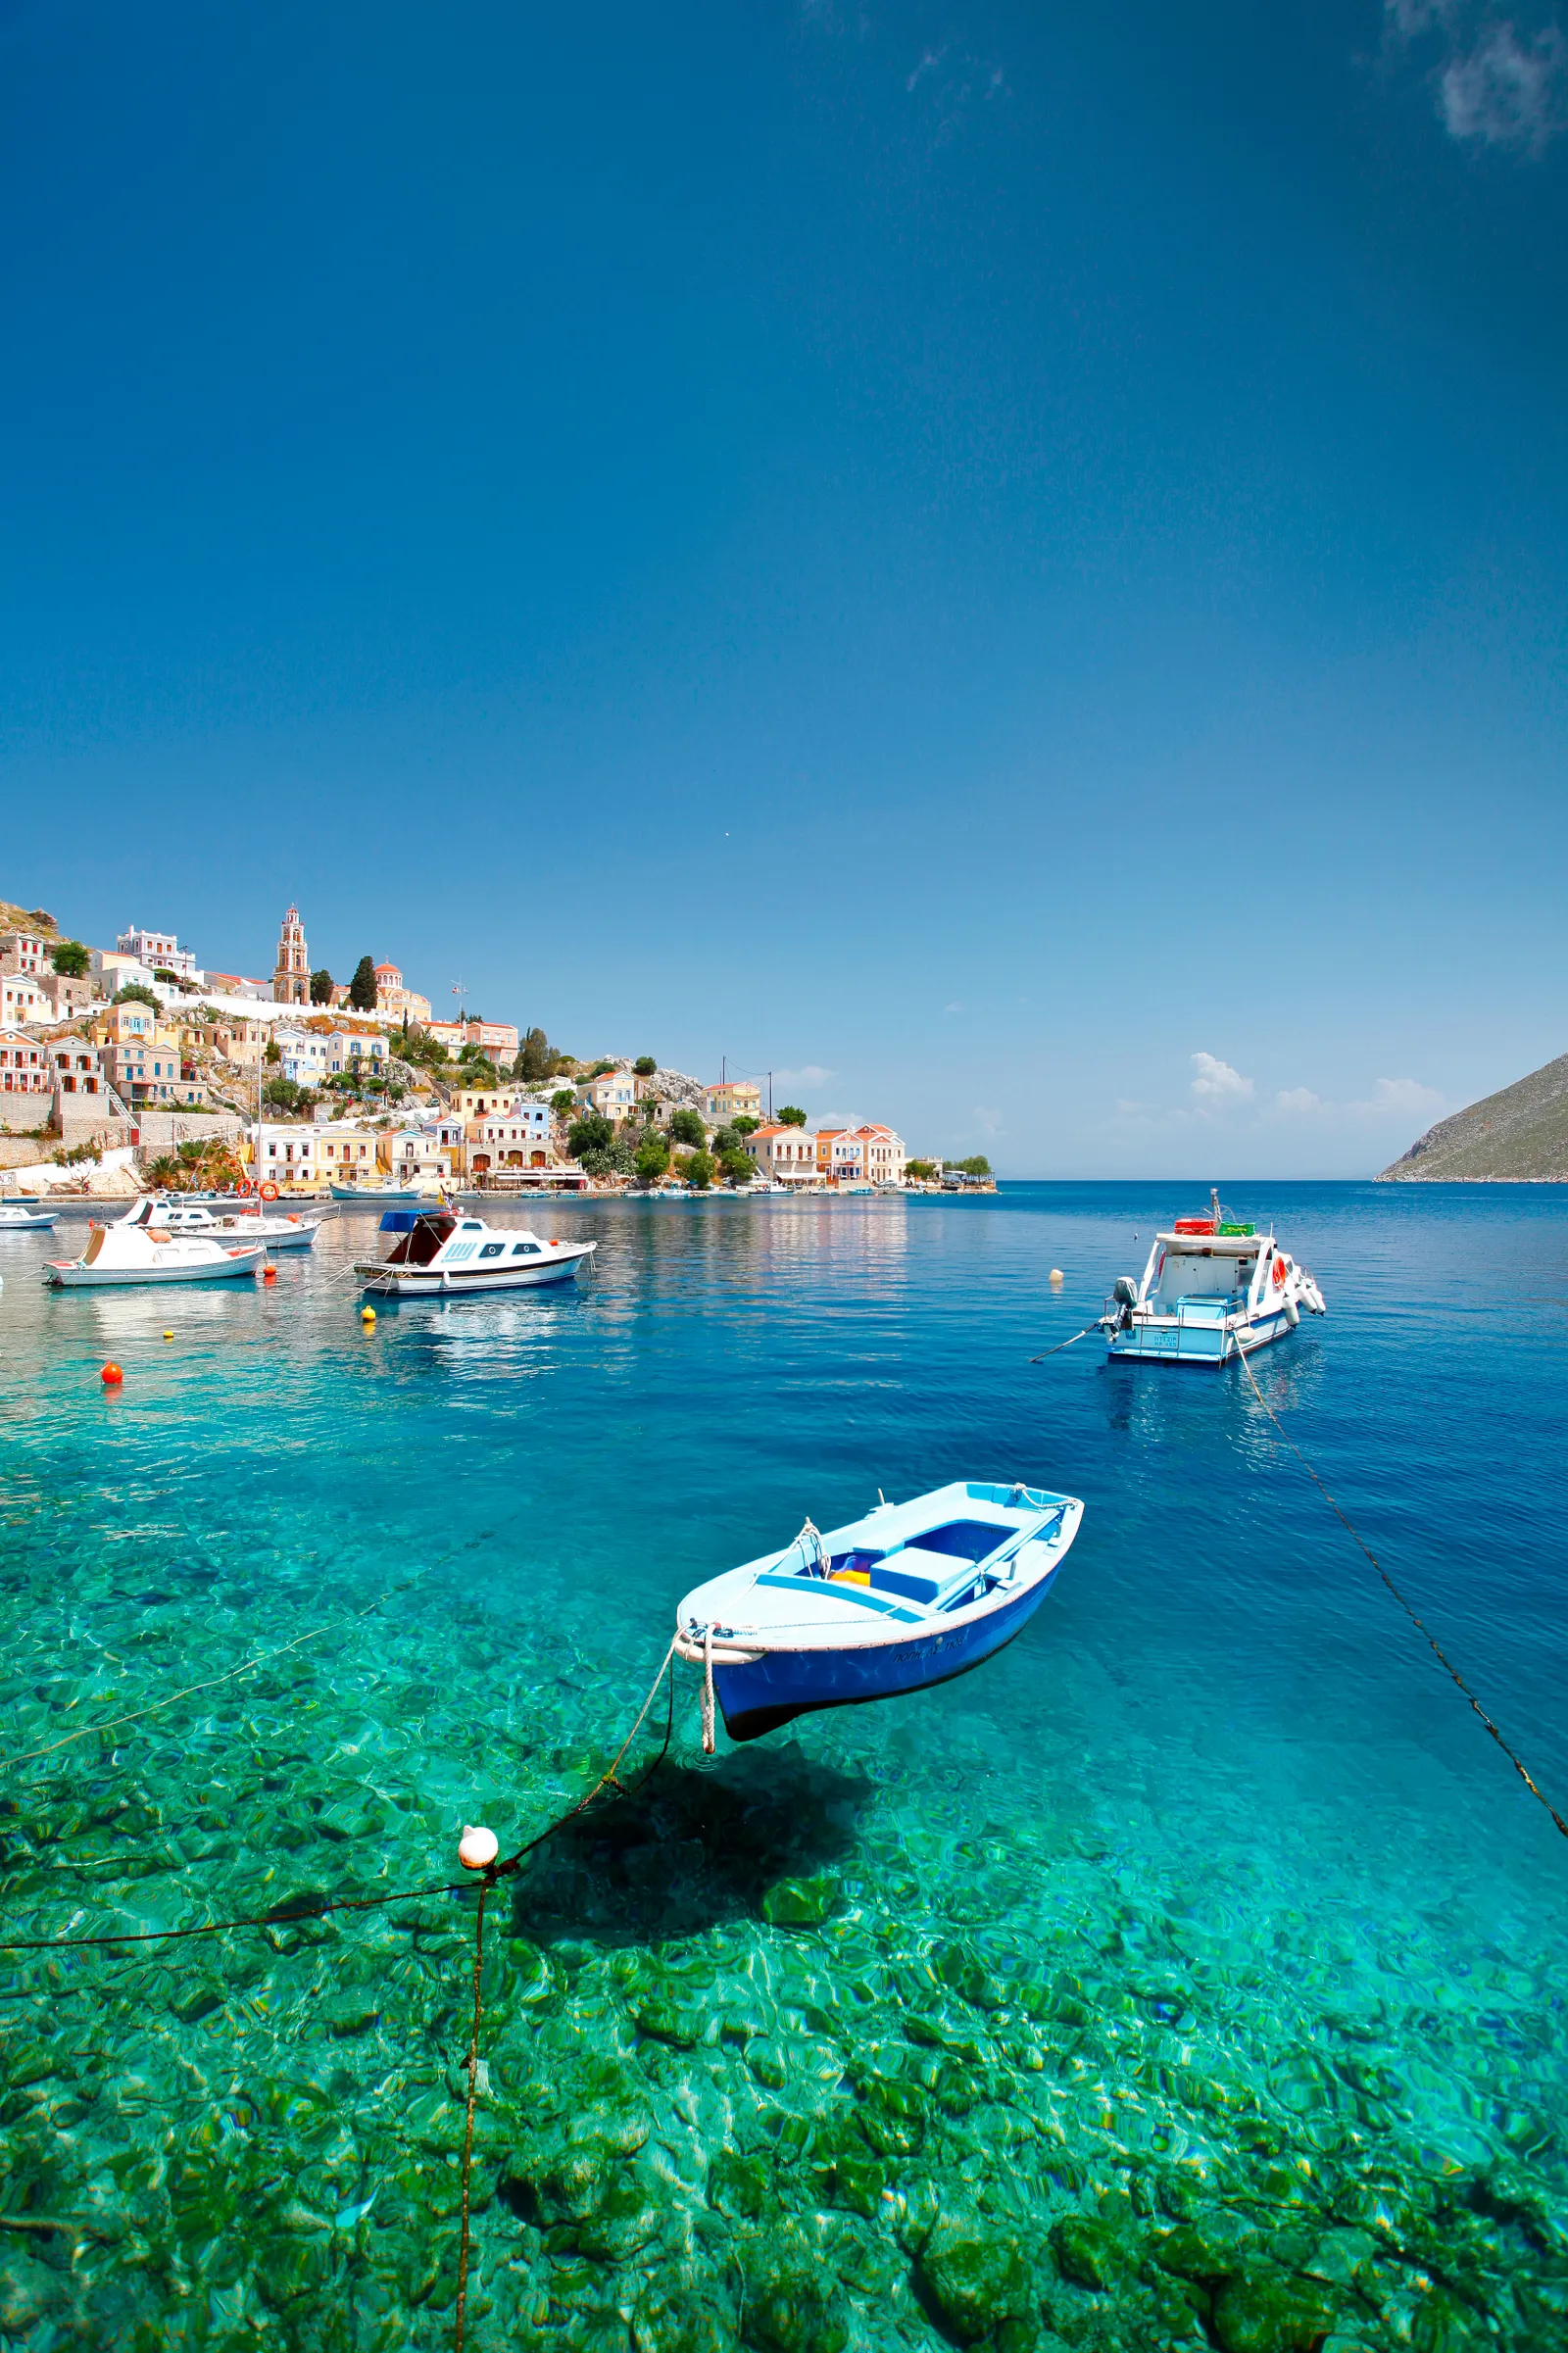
(1, 1183, 1565, 2350)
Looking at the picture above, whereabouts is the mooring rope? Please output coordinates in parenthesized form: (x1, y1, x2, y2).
(453, 1876, 489, 2353)
(1233, 1339, 1568, 1844)
(1029, 1322, 1100, 1363)
(451, 1636, 677, 2353)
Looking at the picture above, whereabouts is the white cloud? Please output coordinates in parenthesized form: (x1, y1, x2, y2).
(943, 1002, 962, 1014)
(971, 1106, 1004, 1137)
(1440, 23, 1564, 149)
(1357, 1075, 1446, 1117)
(1266, 1076, 1446, 1124)
(773, 1064, 833, 1091)
(1190, 1052, 1255, 1106)
(1386, 0, 1457, 33)
(1385, 3, 1565, 154)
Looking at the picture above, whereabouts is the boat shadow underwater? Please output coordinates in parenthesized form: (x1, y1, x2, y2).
(507, 1744, 874, 1947)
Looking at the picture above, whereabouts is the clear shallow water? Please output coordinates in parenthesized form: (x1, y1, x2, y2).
(0, 1182, 1565, 2350)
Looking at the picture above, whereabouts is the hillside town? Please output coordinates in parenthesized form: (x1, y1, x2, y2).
(0, 900, 994, 1195)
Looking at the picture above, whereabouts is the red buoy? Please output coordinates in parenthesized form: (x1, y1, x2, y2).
(263, 1264, 277, 1285)
(101, 1362, 123, 1386)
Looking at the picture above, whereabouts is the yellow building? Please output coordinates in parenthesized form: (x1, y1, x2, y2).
(705, 1077, 762, 1123)
(316, 1123, 380, 1182)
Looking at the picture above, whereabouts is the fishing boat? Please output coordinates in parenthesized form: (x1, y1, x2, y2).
(119, 1196, 321, 1251)
(675, 1479, 1083, 1742)
(44, 1217, 266, 1288)
(330, 1179, 425, 1203)
(0, 1204, 58, 1231)
(355, 1208, 596, 1296)
(1102, 1191, 1325, 1366)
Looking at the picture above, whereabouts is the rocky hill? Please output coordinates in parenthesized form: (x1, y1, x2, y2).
(0, 898, 59, 939)
(1379, 1052, 1568, 1182)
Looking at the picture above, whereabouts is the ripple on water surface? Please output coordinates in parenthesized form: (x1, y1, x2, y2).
(0, 1184, 1565, 2348)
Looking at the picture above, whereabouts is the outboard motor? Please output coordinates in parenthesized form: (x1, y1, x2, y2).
(1111, 1273, 1139, 1331)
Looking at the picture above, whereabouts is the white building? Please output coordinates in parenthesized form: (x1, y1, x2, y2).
(1, 975, 50, 1025)
(250, 1122, 321, 1191)
(0, 930, 50, 976)
(575, 1069, 638, 1121)
(91, 949, 158, 995)
(378, 1125, 453, 1186)
(0, 1026, 53, 1100)
(855, 1124, 907, 1187)
(118, 926, 198, 981)
(466, 1102, 557, 1175)
(327, 1028, 387, 1074)
(273, 1027, 331, 1088)
(742, 1124, 818, 1186)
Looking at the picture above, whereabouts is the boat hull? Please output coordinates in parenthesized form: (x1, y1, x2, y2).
(331, 1186, 424, 1202)
(46, 1250, 266, 1288)
(355, 1252, 592, 1297)
(712, 1568, 1059, 1741)
(0, 1213, 58, 1231)
(1107, 1304, 1293, 1365)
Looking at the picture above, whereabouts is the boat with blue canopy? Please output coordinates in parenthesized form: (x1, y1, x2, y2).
(355, 1207, 595, 1296)
(675, 1479, 1083, 1742)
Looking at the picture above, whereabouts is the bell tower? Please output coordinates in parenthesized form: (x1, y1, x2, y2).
(273, 905, 309, 1005)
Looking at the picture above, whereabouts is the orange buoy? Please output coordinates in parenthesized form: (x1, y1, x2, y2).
(263, 1264, 277, 1285)
(101, 1362, 123, 1386)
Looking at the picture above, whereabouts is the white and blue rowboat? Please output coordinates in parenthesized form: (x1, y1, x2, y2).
(1102, 1192, 1325, 1367)
(0, 1203, 58, 1231)
(675, 1480, 1084, 1743)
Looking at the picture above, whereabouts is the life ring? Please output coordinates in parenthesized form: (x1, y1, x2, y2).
(238, 1178, 255, 1197)
(1272, 1254, 1287, 1288)
(260, 1182, 279, 1202)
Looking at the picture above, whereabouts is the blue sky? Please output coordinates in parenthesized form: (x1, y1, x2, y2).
(4, 1, 1565, 1175)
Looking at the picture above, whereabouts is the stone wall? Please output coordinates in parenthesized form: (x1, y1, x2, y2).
(133, 1108, 245, 1150)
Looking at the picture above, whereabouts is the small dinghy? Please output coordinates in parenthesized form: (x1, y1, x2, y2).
(0, 1203, 58, 1231)
(675, 1479, 1083, 1742)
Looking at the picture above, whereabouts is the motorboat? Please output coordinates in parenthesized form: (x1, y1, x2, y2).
(675, 1479, 1083, 1742)
(0, 1204, 58, 1231)
(1102, 1191, 1326, 1366)
(45, 1216, 266, 1288)
(330, 1180, 425, 1202)
(355, 1208, 596, 1296)
(119, 1196, 320, 1251)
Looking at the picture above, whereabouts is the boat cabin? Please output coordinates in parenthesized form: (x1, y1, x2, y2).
(1136, 1218, 1266, 1319)
(377, 1211, 551, 1269)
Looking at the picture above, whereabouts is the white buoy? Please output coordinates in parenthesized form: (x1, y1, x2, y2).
(458, 1825, 499, 1872)
(1049, 1268, 1064, 1285)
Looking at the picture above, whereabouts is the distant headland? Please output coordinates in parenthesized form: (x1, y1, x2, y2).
(1379, 1051, 1568, 1183)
